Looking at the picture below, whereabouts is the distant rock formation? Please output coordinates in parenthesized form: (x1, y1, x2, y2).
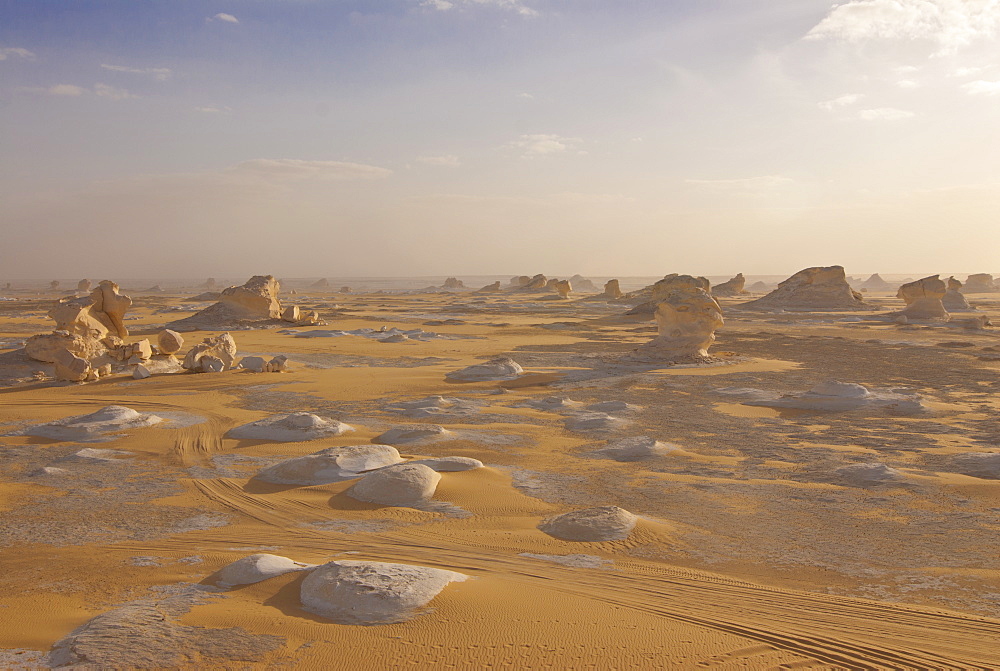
(168, 275, 318, 331)
(553, 279, 572, 299)
(626, 274, 711, 316)
(311, 278, 330, 289)
(442, 277, 464, 290)
(477, 281, 501, 292)
(202, 278, 218, 290)
(737, 266, 869, 312)
(509, 275, 531, 288)
(77, 279, 91, 292)
(963, 273, 997, 293)
(942, 277, 974, 311)
(603, 279, 623, 299)
(49, 280, 60, 291)
(520, 274, 547, 290)
(859, 274, 893, 291)
(638, 286, 723, 360)
(747, 280, 771, 293)
(339, 286, 352, 294)
(712, 273, 746, 297)
(896, 275, 949, 320)
(569, 275, 597, 292)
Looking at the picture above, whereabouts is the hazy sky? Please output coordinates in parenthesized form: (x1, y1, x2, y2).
(2, 0, 999, 279)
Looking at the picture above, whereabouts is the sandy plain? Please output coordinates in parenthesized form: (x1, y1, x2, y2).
(1, 280, 999, 669)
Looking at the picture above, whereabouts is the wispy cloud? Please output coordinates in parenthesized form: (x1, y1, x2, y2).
(196, 105, 233, 113)
(819, 93, 864, 110)
(685, 176, 793, 189)
(227, 159, 392, 181)
(962, 79, 1000, 95)
(208, 12, 239, 24)
(420, 0, 538, 17)
(805, 0, 1000, 54)
(858, 107, 916, 120)
(0, 47, 35, 61)
(417, 154, 461, 167)
(93, 83, 137, 100)
(23, 84, 86, 96)
(101, 64, 172, 81)
(896, 79, 921, 88)
(507, 134, 582, 157)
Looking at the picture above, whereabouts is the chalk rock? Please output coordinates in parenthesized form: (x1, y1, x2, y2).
(859, 273, 893, 291)
(553, 279, 572, 299)
(442, 277, 465, 289)
(169, 275, 282, 330)
(569, 275, 597, 292)
(896, 275, 949, 320)
(236, 356, 268, 372)
(311, 278, 330, 289)
(564, 412, 629, 432)
(256, 445, 402, 485)
(522, 274, 547, 290)
(53, 349, 91, 382)
(24, 405, 162, 441)
(954, 453, 1000, 479)
(626, 274, 711, 316)
(77, 279, 92, 292)
(282, 305, 301, 323)
(24, 330, 106, 363)
(942, 277, 973, 311)
(156, 329, 184, 355)
(603, 279, 623, 299)
(738, 266, 868, 311)
(229, 412, 353, 442)
(712, 273, 746, 297)
(49, 280, 132, 339)
(374, 425, 452, 445)
(133, 364, 151, 380)
(539, 506, 638, 542)
(638, 287, 723, 359)
(348, 463, 441, 506)
(269, 354, 289, 372)
(408, 456, 483, 472)
(477, 281, 502, 292)
(593, 436, 677, 461)
(962, 273, 997, 293)
(446, 357, 523, 382)
(835, 462, 904, 486)
(300, 560, 467, 624)
(747, 280, 771, 293)
(182, 333, 237, 372)
(216, 553, 315, 587)
(509, 275, 532, 288)
(201, 356, 226, 373)
(339, 286, 352, 293)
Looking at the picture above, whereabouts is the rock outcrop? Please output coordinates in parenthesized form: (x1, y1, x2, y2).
(445, 357, 523, 382)
(77, 279, 91, 292)
(50, 280, 132, 339)
(603, 279, 623, 299)
(737, 266, 868, 312)
(24, 330, 106, 363)
(216, 554, 315, 588)
(168, 276, 281, 330)
(553, 279, 572, 299)
(348, 463, 441, 506)
(896, 275, 949, 320)
(569, 275, 597, 292)
(538, 506, 638, 542)
(157, 329, 184, 355)
(712, 273, 746, 297)
(477, 281, 502, 292)
(942, 277, 973, 311)
(229, 412, 353, 442)
(442, 277, 464, 290)
(626, 274, 711, 316)
(310, 278, 330, 289)
(638, 286, 723, 360)
(963, 273, 997, 293)
(859, 274, 893, 291)
(255, 445, 401, 485)
(182, 333, 237, 372)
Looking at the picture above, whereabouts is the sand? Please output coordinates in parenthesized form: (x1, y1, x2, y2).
(0, 283, 999, 667)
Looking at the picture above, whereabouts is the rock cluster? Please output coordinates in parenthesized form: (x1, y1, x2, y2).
(442, 277, 465, 289)
(168, 275, 322, 331)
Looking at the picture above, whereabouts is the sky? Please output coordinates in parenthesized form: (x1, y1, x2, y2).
(2, 0, 999, 279)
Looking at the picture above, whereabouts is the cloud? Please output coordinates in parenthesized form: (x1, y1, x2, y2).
(227, 159, 392, 181)
(517, 92, 534, 99)
(100, 64, 172, 81)
(196, 105, 233, 113)
(953, 66, 986, 77)
(805, 0, 1000, 54)
(0, 47, 35, 61)
(962, 79, 1000, 95)
(818, 93, 864, 110)
(507, 134, 582, 157)
(93, 83, 137, 100)
(33, 84, 86, 96)
(685, 176, 794, 189)
(896, 79, 921, 88)
(420, 0, 537, 17)
(858, 107, 916, 120)
(417, 154, 461, 167)
(208, 12, 239, 23)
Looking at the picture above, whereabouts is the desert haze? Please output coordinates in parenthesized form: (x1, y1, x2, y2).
(2, 1, 1000, 669)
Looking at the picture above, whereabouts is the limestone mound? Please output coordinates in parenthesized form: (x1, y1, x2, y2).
(348, 463, 441, 506)
(745, 381, 925, 414)
(445, 357, 523, 382)
(373, 425, 452, 445)
(737, 266, 869, 312)
(592, 436, 677, 461)
(564, 413, 629, 433)
(539, 506, 638, 542)
(255, 445, 403, 485)
(228, 413, 353, 442)
(24, 405, 162, 441)
(215, 553, 316, 587)
(954, 453, 1000, 479)
(408, 456, 483, 472)
(300, 560, 467, 624)
(835, 462, 905, 486)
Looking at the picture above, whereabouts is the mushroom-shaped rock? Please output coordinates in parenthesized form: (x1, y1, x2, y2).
(348, 463, 441, 506)
(24, 330, 106, 363)
(626, 274, 711, 315)
(738, 266, 868, 311)
(373, 425, 452, 445)
(603, 279, 623, 299)
(712, 273, 746, 297)
(638, 287, 723, 359)
(228, 412, 353, 442)
(256, 445, 403, 485)
(157, 329, 184, 355)
(182, 333, 237, 372)
(407, 456, 483, 472)
(24, 405, 162, 441)
(216, 553, 315, 587)
(943, 277, 974, 311)
(300, 560, 467, 624)
(896, 275, 949, 320)
(539, 506, 638, 542)
(593, 436, 677, 461)
(446, 356, 523, 382)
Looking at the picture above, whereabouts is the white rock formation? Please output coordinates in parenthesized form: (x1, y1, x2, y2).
(477, 281, 502, 292)
(407, 456, 483, 472)
(157, 329, 184, 355)
(256, 445, 403, 485)
(592, 436, 677, 461)
(300, 560, 467, 624)
(538, 506, 638, 542)
(49, 280, 132, 339)
(169, 275, 283, 330)
(962, 273, 997, 293)
(745, 381, 925, 413)
(373, 425, 452, 445)
(77, 279, 92, 292)
(24, 330, 106, 363)
(348, 463, 441, 506)
(24, 405, 162, 441)
(859, 274, 893, 291)
(896, 275, 949, 320)
(569, 274, 597, 292)
(638, 287, 723, 359)
(133, 364, 151, 380)
(182, 333, 237, 372)
(712, 273, 746, 297)
(603, 279, 623, 299)
(738, 266, 868, 311)
(553, 279, 572, 299)
(445, 357, 523, 382)
(53, 349, 91, 382)
(942, 277, 974, 311)
(442, 277, 465, 289)
(228, 412, 353, 441)
(626, 274, 711, 316)
(385, 396, 479, 418)
(216, 554, 316, 588)
(835, 462, 904, 486)
(564, 413, 629, 432)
